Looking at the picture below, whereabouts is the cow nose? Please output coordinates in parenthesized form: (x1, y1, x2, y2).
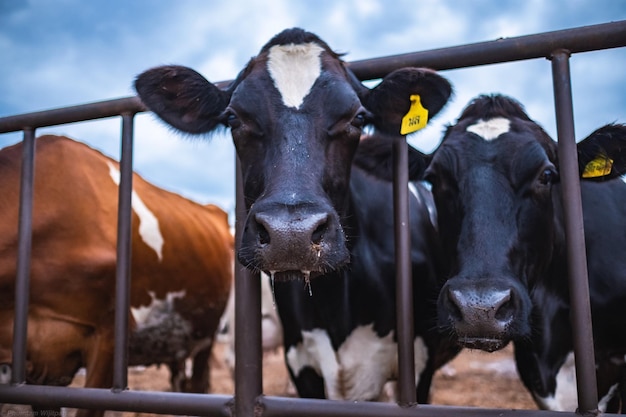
(447, 288, 513, 328)
(442, 285, 517, 345)
(254, 211, 329, 247)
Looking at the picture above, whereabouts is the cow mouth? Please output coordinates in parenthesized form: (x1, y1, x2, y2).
(268, 270, 321, 282)
(457, 337, 508, 353)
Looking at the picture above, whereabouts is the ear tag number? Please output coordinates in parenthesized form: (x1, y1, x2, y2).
(400, 94, 429, 135)
(582, 156, 613, 178)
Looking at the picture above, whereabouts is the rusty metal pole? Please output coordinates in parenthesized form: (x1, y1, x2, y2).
(392, 136, 416, 407)
(550, 49, 599, 416)
(112, 113, 136, 392)
(11, 128, 36, 385)
(234, 157, 263, 417)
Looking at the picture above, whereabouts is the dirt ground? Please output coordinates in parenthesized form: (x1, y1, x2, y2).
(2, 341, 537, 416)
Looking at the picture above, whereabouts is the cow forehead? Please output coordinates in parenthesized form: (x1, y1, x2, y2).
(267, 42, 325, 109)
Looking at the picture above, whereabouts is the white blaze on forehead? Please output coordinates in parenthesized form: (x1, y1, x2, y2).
(466, 117, 511, 141)
(285, 324, 429, 401)
(267, 42, 324, 109)
(107, 162, 164, 261)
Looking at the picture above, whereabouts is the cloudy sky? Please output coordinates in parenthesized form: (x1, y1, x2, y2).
(1, 1, 625, 217)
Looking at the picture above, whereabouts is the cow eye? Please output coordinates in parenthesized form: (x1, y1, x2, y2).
(352, 111, 367, 128)
(224, 111, 241, 129)
(538, 168, 557, 185)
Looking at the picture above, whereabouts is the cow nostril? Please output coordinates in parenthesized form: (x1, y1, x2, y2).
(311, 222, 326, 245)
(494, 290, 514, 322)
(446, 289, 464, 322)
(258, 223, 270, 246)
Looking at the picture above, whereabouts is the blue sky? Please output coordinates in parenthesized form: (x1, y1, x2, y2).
(1, 1, 625, 217)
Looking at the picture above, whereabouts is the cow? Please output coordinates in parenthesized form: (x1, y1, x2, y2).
(420, 94, 626, 412)
(0, 135, 233, 417)
(134, 27, 459, 403)
(218, 272, 284, 374)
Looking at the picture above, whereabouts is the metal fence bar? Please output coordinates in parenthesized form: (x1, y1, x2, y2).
(10, 128, 36, 385)
(233, 158, 263, 417)
(0, 97, 145, 133)
(550, 49, 599, 415)
(259, 396, 576, 417)
(347, 20, 626, 78)
(2, 22, 625, 136)
(112, 113, 136, 392)
(0, 384, 233, 417)
(393, 136, 416, 406)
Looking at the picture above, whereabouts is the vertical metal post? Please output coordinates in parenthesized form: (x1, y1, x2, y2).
(550, 49, 599, 415)
(392, 136, 416, 407)
(234, 157, 263, 416)
(11, 128, 36, 385)
(112, 113, 135, 392)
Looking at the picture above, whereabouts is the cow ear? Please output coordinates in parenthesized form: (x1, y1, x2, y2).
(364, 68, 452, 136)
(577, 123, 626, 181)
(134, 65, 231, 134)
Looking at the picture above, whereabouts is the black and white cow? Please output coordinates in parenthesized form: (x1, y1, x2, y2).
(134, 28, 459, 402)
(422, 94, 626, 412)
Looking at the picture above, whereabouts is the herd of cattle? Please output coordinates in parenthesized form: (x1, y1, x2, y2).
(2, 27, 626, 416)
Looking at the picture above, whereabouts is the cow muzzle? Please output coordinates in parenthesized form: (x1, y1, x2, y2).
(238, 203, 349, 279)
(438, 279, 529, 352)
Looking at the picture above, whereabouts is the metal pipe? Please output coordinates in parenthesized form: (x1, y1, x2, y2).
(348, 20, 626, 78)
(112, 113, 136, 392)
(258, 395, 576, 417)
(233, 156, 263, 417)
(1, 22, 625, 135)
(393, 136, 416, 406)
(11, 128, 36, 384)
(550, 49, 599, 416)
(0, 384, 232, 417)
(0, 97, 145, 133)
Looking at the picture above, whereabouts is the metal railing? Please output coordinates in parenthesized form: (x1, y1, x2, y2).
(1, 20, 625, 417)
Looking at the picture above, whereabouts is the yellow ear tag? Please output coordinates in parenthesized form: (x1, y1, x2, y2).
(582, 156, 613, 178)
(400, 94, 429, 135)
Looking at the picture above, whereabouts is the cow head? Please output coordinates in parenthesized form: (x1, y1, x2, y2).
(424, 94, 626, 351)
(135, 28, 451, 281)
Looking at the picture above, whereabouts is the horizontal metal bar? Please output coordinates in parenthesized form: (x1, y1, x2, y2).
(1, 21, 624, 135)
(259, 396, 594, 417)
(347, 20, 626, 78)
(0, 385, 233, 417)
(0, 96, 146, 133)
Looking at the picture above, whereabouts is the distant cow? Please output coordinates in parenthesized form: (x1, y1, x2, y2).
(219, 272, 284, 374)
(0, 135, 233, 417)
(422, 94, 626, 412)
(135, 27, 459, 402)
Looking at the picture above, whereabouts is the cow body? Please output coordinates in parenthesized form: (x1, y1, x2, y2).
(135, 27, 458, 402)
(0, 135, 233, 416)
(423, 95, 626, 412)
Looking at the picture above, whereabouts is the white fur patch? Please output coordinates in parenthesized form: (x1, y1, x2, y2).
(267, 43, 324, 109)
(130, 289, 186, 327)
(285, 324, 428, 401)
(620, 174, 626, 184)
(107, 162, 164, 261)
(534, 351, 578, 411)
(466, 117, 511, 141)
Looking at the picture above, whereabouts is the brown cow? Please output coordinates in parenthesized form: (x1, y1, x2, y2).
(0, 135, 233, 416)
